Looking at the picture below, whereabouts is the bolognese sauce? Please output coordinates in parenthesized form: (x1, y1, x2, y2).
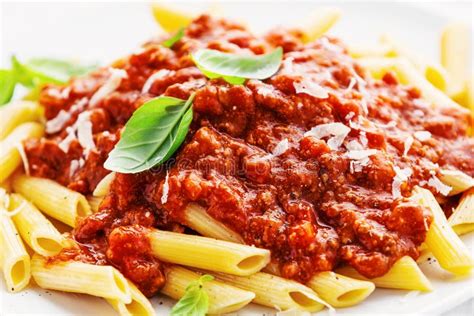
(24, 15, 473, 296)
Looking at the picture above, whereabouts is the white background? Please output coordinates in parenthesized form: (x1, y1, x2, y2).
(0, 1, 473, 315)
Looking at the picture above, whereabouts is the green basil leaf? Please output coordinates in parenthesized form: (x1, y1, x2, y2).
(26, 58, 96, 82)
(0, 70, 17, 105)
(104, 94, 194, 173)
(163, 27, 185, 48)
(12, 56, 95, 87)
(161, 104, 193, 162)
(191, 47, 283, 84)
(170, 274, 214, 316)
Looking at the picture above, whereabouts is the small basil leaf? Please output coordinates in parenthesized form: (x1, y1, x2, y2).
(12, 56, 95, 87)
(11, 56, 38, 87)
(0, 70, 17, 105)
(191, 47, 283, 84)
(162, 27, 185, 48)
(104, 95, 194, 173)
(26, 58, 96, 82)
(170, 274, 214, 316)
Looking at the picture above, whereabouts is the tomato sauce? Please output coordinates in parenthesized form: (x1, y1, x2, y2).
(26, 15, 474, 295)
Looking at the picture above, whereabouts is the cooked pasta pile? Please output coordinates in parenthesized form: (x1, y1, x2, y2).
(0, 4, 472, 315)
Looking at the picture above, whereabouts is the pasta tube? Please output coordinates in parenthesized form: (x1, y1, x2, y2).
(87, 195, 103, 213)
(337, 256, 432, 291)
(161, 266, 254, 314)
(0, 122, 44, 183)
(0, 101, 42, 140)
(92, 172, 115, 197)
(8, 194, 65, 257)
(148, 229, 270, 275)
(184, 203, 244, 244)
(358, 57, 468, 112)
(300, 7, 341, 42)
(449, 188, 474, 235)
(0, 210, 31, 292)
(414, 187, 473, 275)
(107, 280, 154, 316)
(441, 23, 469, 94)
(210, 271, 327, 312)
(31, 254, 131, 303)
(184, 204, 374, 307)
(349, 43, 392, 59)
(439, 169, 474, 196)
(379, 35, 449, 92)
(12, 175, 91, 227)
(306, 272, 375, 308)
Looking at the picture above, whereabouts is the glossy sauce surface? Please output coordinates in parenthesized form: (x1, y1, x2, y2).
(27, 15, 473, 295)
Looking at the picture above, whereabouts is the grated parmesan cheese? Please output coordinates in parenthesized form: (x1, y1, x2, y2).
(46, 110, 71, 134)
(359, 131, 368, 147)
(392, 166, 413, 198)
(345, 77, 357, 92)
(58, 127, 76, 153)
(378, 121, 397, 128)
(76, 112, 96, 154)
(258, 84, 274, 97)
(294, 78, 329, 99)
(305, 123, 350, 150)
(69, 159, 80, 178)
(346, 148, 377, 174)
(142, 69, 171, 94)
(345, 149, 378, 160)
(89, 68, 128, 107)
(414, 131, 431, 141)
(427, 176, 452, 196)
(345, 112, 355, 121)
(282, 56, 294, 74)
(272, 138, 290, 157)
(403, 135, 414, 156)
(413, 109, 424, 117)
(161, 171, 170, 204)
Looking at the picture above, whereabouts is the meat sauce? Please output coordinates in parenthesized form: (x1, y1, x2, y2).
(26, 15, 473, 296)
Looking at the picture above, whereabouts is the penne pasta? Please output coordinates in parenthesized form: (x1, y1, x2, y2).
(358, 57, 468, 112)
(31, 254, 132, 303)
(210, 271, 327, 312)
(107, 280, 154, 316)
(449, 188, 474, 235)
(306, 272, 375, 308)
(0, 208, 31, 292)
(184, 203, 244, 244)
(184, 203, 375, 307)
(337, 256, 432, 291)
(12, 174, 91, 227)
(440, 23, 469, 95)
(8, 194, 65, 257)
(348, 43, 392, 59)
(87, 195, 103, 212)
(439, 169, 474, 196)
(161, 266, 255, 314)
(148, 229, 270, 276)
(300, 7, 341, 43)
(0, 122, 44, 183)
(414, 187, 473, 275)
(0, 101, 42, 141)
(379, 35, 449, 92)
(92, 172, 115, 197)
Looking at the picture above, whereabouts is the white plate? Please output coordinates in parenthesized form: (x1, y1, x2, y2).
(1, 2, 473, 315)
